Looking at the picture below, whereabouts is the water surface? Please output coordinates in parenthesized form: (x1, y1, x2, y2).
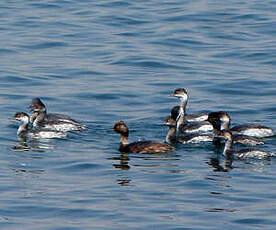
(0, 0, 276, 229)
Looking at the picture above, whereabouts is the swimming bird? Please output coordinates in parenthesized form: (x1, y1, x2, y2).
(207, 111, 272, 144)
(220, 131, 274, 160)
(113, 120, 174, 154)
(12, 112, 67, 139)
(30, 98, 86, 132)
(164, 116, 213, 144)
(169, 88, 208, 123)
(170, 106, 213, 134)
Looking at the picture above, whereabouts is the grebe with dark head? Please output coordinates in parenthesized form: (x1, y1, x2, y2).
(208, 111, 273, 138)
(164, 116, 213, 144)
(207, 111, 264, 146)
(30, 98, 74, 122)
(12, 112, 67, 139)
(170, 106, 213, 134)
(170, 88, 208, 123)
(220, 131, 274, 160)
(113, 121, 174, 154)
(30, 98, 86, 132)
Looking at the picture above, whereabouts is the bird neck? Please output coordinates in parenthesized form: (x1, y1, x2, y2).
(178, 96, 187, 113)
(176, 113, 186, 132)
(33, 111, 46, 127)
(120, 133, 129, 146)
(166, 126, 177, 143)
(176, 96, 188, 133)
(221, 119, 230, 131)
(17, 117, 29, 135)
(223, 138, 233, 157)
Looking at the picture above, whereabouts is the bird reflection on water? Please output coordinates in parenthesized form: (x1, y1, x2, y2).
(112, 152, 131, 170)
(12, 136, 55, 153)
(207, 157, 233, 172)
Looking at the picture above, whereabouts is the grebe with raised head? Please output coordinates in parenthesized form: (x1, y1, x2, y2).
(113, 120, 174, 154)
(12, 112, 67, 139)
(164, 116, 213, 144)
(30, 98, 75, 122)
(30, 98, 86, 132)
(221, 131, 274, 160)
(169, 88, 208, 123)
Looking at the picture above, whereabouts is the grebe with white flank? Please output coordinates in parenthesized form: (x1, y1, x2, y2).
(164, 116, 213, 144)
(220, 131, 274, 160)
(207, 111, 273, 143)
(12, 112, 67, 139)
(170, 106, 213, 134)
(30, 98, 86, 132)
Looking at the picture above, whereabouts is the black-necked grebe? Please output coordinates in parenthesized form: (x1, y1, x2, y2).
(170, 106, 213, 134)
(207, 111, 264, 146)
(113, 121, 174, 154)
(12, 112, 67, 139)
(30, 98, 73, 121)
(164, 116, 213, 144)
(208, 111, 275, 138)
(221, 131, 274, 160)
(170, 88, 208, 123)
(30, 98, 86, 132)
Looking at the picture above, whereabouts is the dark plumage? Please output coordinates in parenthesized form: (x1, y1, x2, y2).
(220, 131, 274, 160)
(164, 116, 212, 144)
(207, 111, 265, 146)
(170, 107, 212, 134)
(30, 98, 75, 121)
(29, 97, 86, 131)
(113, 121, 174, 154)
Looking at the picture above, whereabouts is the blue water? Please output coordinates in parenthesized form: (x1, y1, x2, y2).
(0, 0, 276, 229)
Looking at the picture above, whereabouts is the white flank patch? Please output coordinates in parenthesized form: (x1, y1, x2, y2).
(237, 128, 274, 138)
(185, 124, 213, 133)
(187, 114, 208, 122)
(238, 150, 272, 159)
(30, 131, 67, 139)
(186, 135, 213, 144)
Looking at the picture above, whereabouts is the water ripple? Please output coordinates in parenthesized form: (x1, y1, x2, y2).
(0, 0, 275, 229)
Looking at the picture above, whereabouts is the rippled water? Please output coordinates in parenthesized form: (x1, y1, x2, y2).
(0, 0, 276, 229)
